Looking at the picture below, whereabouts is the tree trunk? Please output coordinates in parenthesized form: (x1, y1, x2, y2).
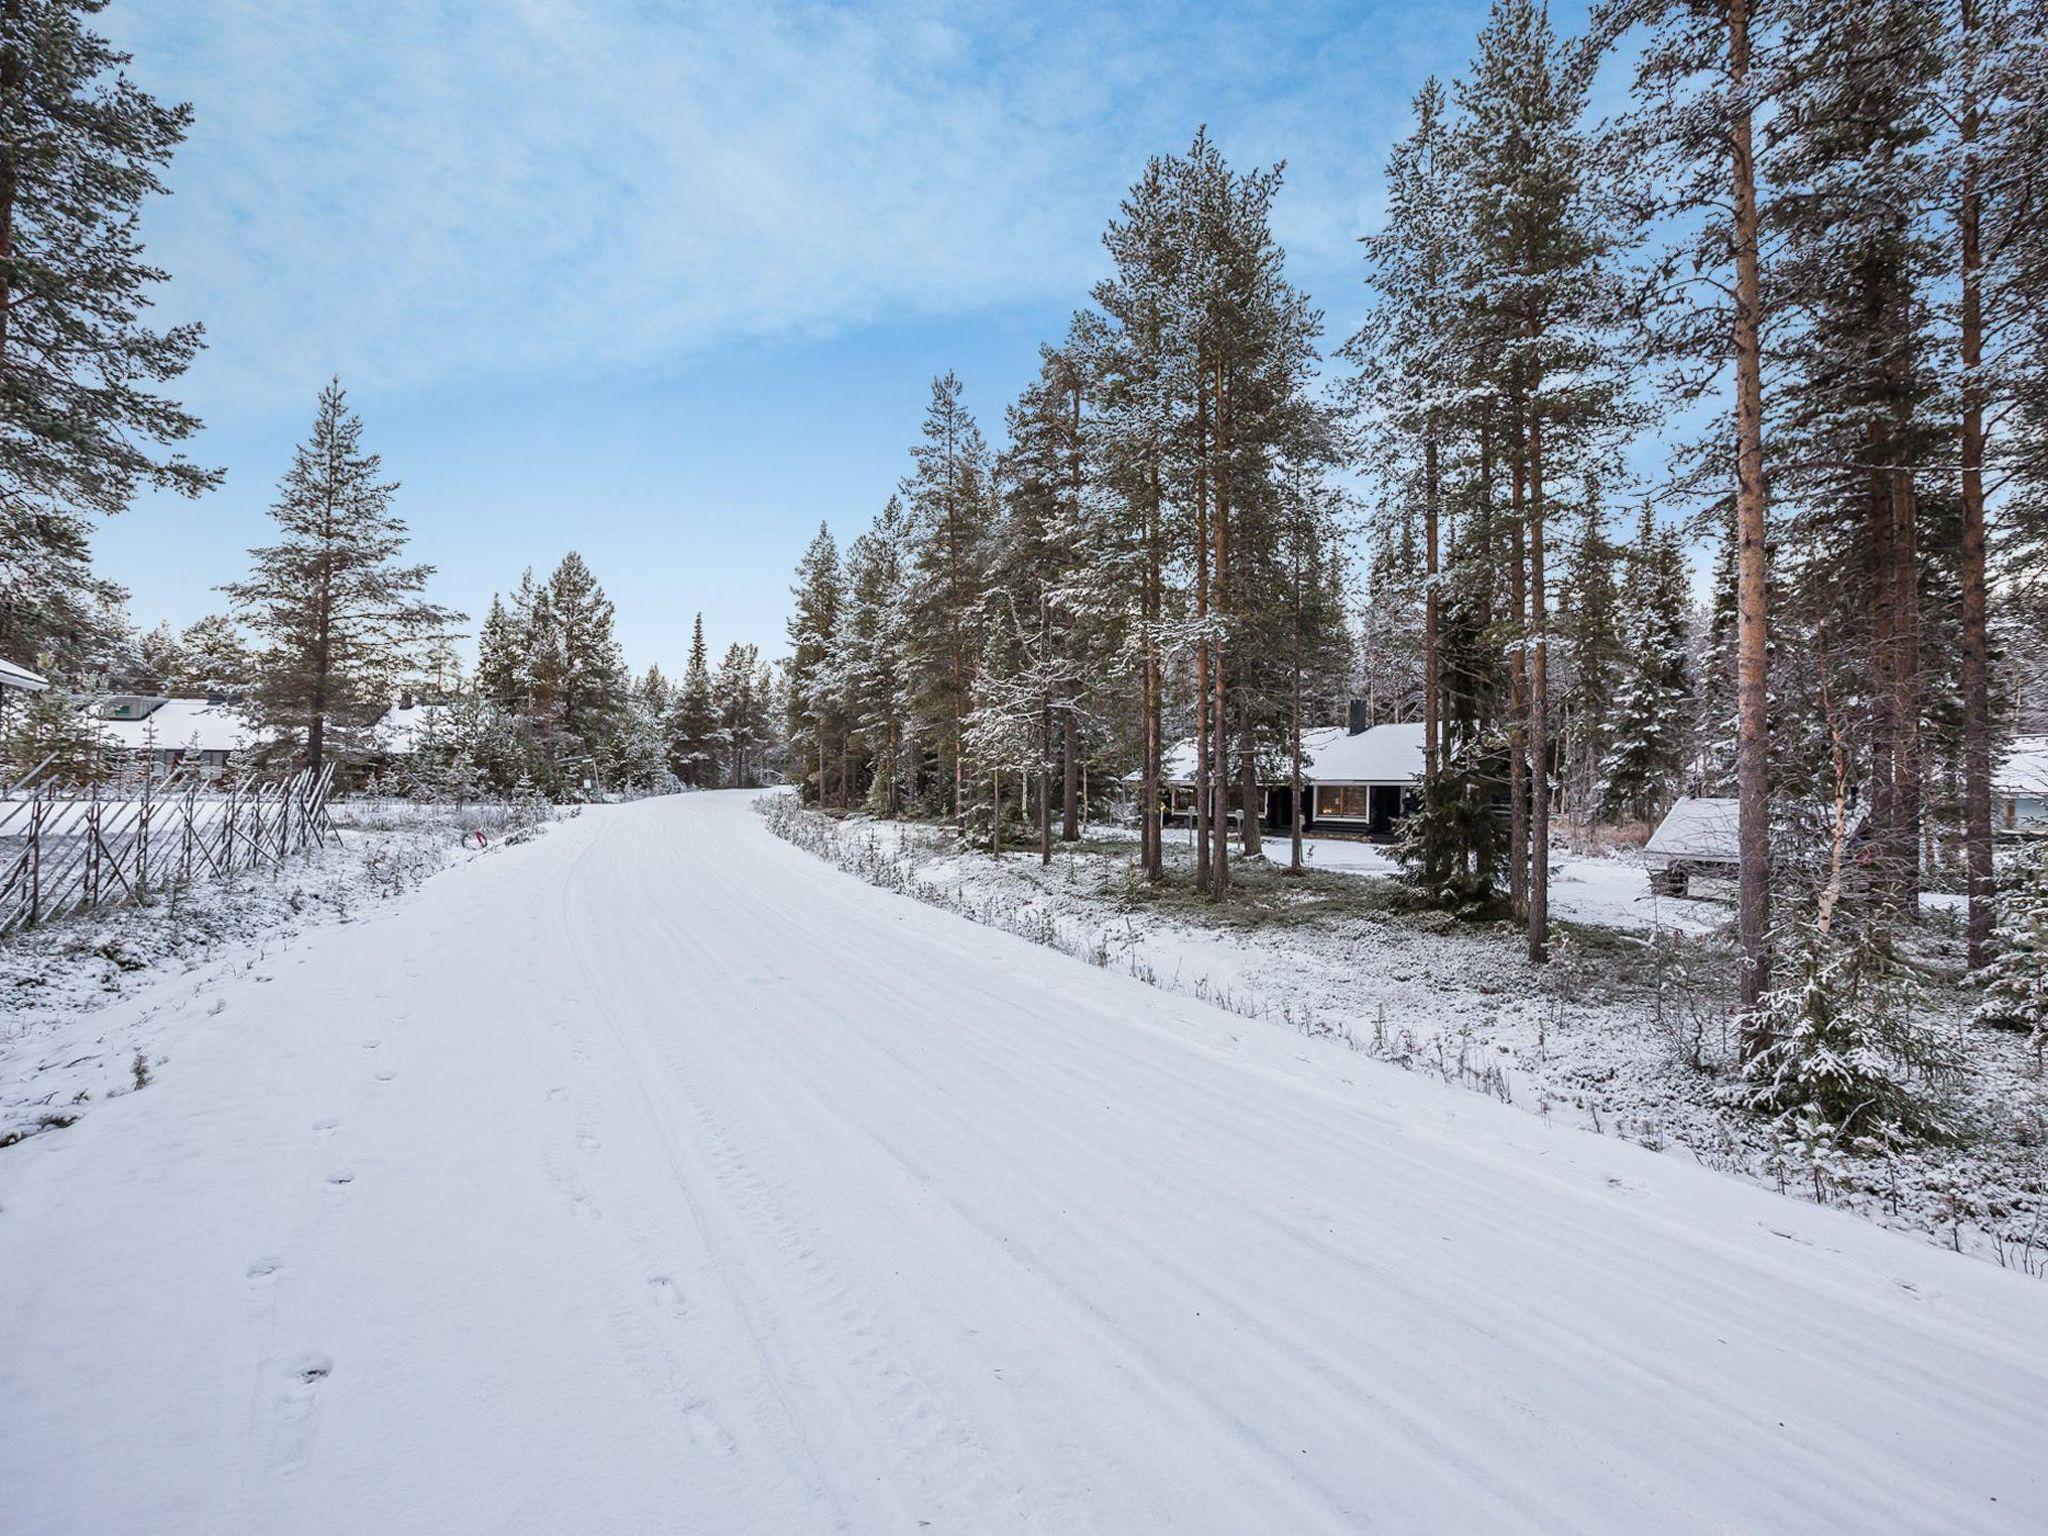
(1958, 7, 1993, 966)
(1194, 390, 1213, 897)
(1061, 714, 1080, 842)
(1528, 411, 1550, 964)
(1039, 700, 1053, 867)
(1424, 414, 1440, 782)
(1290, 649, 1305, 875)
(1239, 705, 1260, 859)
(1507, 422, 1530, 924)
(1141, 463, 1164, 883)
(1889, 398, 1923, 918)
(1210, 356, 1233, 894)
(1730, 0, 1774, 1027)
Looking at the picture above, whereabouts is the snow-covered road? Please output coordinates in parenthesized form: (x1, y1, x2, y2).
(5, 791, 2046, 1534)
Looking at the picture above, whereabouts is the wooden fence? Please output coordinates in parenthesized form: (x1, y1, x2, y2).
(0, 762, 336, 938)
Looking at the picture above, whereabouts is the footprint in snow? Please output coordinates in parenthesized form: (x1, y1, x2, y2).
(312, 1117, 340, 1135)
(578, 1133, 601, 1152)
(647, 1275, 687, 1317)
(247, 1256, 285, 1286)
(373, 1069, 395, 1084)
(546, 1086, 567, 1102)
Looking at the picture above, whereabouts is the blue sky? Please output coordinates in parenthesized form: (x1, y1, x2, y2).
(96, 0, 1599, 673)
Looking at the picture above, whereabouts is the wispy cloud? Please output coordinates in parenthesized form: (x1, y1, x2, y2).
(105, 0, 1498, 403)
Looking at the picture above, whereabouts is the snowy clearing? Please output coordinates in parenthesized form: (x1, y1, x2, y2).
(4, 790, 2046, 1534)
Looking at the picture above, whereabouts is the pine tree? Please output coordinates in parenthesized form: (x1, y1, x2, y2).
(899, 372, 991, 826)
(712, 641, 762, 788)
(1601, 507, 1693, 821)
(1598, 0, 1782, 1014)
(1350, 77, 1468, 783)
(666, 612, 720, 788)
(786, 522, 845, 805)
(0, 0, 220, 665)
(225, 380, 456, 773)
(175, 613, 253, 697)
(527, 551, 626, 787)
(1459, 0, 1634, 960)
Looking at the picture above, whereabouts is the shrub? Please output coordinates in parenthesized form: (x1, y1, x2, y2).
(1737, 921, 1967, 1149)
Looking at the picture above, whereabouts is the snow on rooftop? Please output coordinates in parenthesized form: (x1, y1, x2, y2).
(1150, 723, 1423, 786)
(95, 698, 255, 755)
(0, 656, 47, 693)
(374, 701, 438, 755)
(1303, 721, 1427, 783)
(1997, 735, 2048, 796)
(1645, 797, 1741, 862)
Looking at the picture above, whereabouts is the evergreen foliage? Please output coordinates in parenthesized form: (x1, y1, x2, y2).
(225, 381, 457, 771)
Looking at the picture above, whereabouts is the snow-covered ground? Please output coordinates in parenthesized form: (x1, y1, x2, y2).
(772, 807, 2048, 1272)
(0, 798, 549, 1150)
(5, 790, 2047, 1533)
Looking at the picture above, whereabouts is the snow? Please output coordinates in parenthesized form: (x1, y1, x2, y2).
(1146, 723, 1422, 786)
(1644, 795, 1741, 863)
(779, 808, 2048, 1264)
(4, 790, 2047, 1533)
(1299, 719, 1428, 782)
(371, 700, 438, 755)
(0, 655, 47, 693)
(1998, 735, 2048, 796)
(93, 696, 257, 755)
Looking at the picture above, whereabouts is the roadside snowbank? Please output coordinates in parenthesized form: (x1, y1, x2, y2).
(0, 799, 553, 1148)
(765, 798, 2048, 1275)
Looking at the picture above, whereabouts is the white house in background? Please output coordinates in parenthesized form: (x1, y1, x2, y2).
(93, 696, 255, 773)
(1997, 735, 2048, 836)
(1150, 715, 1427, 839)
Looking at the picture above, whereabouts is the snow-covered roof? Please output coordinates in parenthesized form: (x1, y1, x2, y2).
(1149, 722, 1424, 786)
(373, 701, 439, 755)
(1996, 735, 2048, 797)
(1304, 721, 1428, 784)
(1645, 797, 1741, 863)
(0, 656, 47, 693)
(95, 698, 255, 755)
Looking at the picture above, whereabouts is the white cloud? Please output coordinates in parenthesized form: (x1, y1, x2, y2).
(104, 0, 1501, 403)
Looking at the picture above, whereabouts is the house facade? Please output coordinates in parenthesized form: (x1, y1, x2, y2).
(1152, 719, 1426, 840)
(93, 696, 255, 774)
(1997, 735, 2048, 836)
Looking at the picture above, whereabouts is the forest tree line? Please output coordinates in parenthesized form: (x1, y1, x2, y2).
(783, 0, 2048, 1028)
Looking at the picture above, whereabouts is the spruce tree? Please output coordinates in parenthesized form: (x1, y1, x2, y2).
(667, 612, 720, 788)
(0, 0, 219, 665)
(899, 372, 991, 826)
(527, 551, 627, 786)
(225, 381, 456, 773)
(175, 613, 252, 696)
(1601, 507, 1693, 821)
(786, 522, 845, 805)
(833, 501, 913, 813)
(712, 641, 762, 788)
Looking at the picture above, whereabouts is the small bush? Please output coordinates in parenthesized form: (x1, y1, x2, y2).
(1737, 921, 1967, 1150)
